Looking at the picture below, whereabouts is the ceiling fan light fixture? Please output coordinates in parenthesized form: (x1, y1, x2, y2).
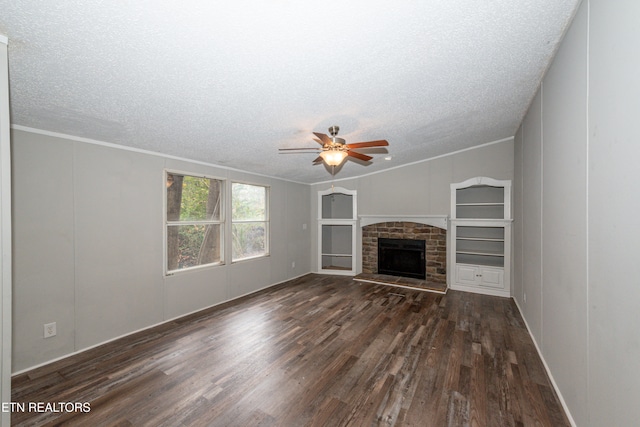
(320, 149, 347, 166)
(281, 125, 389, 169)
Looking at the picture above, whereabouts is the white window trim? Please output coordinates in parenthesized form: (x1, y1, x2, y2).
(230, 181, 270, 263)
(163, 169, 226, 276)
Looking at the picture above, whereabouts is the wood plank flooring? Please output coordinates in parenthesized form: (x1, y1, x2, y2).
(11, 274, 570, 426)
(353, 273, 447, 294)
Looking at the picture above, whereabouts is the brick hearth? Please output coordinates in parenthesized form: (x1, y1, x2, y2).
(362, 221, 447, 284)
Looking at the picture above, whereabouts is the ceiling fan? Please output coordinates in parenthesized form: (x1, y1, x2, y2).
(279, 125, 389, 166)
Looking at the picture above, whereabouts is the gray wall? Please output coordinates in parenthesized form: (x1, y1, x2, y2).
(0, 36, 12, 427)
(12, 129, 311, 372)
(310, 139, 514, 273)
(514, 0, 640, 424)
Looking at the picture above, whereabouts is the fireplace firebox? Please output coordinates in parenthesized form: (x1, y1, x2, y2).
(377, 238, 426, 280)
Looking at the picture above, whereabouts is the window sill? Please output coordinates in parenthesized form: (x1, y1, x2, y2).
(165, 261, 224, 277)
(231, 254, 270, 264)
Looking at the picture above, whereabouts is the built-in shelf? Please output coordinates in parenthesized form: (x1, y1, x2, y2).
(318, 187, 357, 275)
(456, 237, 504, 242)
(456, 250, 504, 256)
(456, 257, 505, 268)
(450, 177, 512, 297)
(456, 202, 504, 206)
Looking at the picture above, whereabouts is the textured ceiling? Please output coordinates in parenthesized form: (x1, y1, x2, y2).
(0, 0, 580, 184)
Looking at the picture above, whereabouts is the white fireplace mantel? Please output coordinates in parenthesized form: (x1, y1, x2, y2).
(358, 214, 449, 230)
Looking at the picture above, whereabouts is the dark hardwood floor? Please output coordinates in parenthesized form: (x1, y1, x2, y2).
(353, 273, 447, 294)
(11, 274, 570, 426)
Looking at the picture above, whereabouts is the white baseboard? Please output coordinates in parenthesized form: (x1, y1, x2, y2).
(12, 272, 312, 376)
(512, 297, 577, 427)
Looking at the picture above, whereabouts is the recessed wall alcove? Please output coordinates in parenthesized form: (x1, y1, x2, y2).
(361, 221, 447, 285)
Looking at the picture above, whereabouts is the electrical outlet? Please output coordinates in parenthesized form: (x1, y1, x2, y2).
(44, 322, 56, 338)
(523, 293, 527, 304)
(302, 223, 307, 230)
(291, 261, 296, 269)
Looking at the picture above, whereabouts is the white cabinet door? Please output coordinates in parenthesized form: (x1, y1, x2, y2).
(456, 264, 480, 286)
(455, 264, 505, 291)
(478, 267, 504, 289)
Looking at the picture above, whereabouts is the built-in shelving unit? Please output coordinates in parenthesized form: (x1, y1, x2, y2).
(454, 182, 509, 219)
(456, 226, 505, 266)
(450, 177, 512, 297)
(318, 187, 357, 275)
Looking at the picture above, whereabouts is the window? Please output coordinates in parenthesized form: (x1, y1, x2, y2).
(232, 182, 269, 261)
(165, 172, 223, 273)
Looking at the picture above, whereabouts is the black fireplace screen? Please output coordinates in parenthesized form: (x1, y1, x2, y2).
(377, 238, 426, 280)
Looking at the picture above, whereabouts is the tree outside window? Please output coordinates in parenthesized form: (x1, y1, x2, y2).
(166, 172, 223, 272)
(232, 183, 269, 261)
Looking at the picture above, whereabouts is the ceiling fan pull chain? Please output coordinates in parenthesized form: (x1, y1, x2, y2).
(331, 165, 336, 192)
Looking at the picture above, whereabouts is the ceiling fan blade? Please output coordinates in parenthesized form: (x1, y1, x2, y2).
(313, 138, 324, 146)
(347, 151, 373, 161)
(278, 147, 321, 151)
(346, 140, 389, 149)
(312, 156, 323, 163)
(313, 132, 332, 145)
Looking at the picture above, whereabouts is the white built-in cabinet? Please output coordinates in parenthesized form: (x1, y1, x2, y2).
(450, 177, 512, 297)
(318, 187, 357, 275)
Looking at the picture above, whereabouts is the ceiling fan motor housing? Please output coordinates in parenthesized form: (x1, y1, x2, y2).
(328, 126, 345, 146)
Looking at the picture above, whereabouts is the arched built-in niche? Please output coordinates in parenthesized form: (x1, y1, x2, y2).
(318, 187, 357, 275)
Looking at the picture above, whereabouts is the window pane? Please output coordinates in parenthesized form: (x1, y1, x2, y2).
(167, 224, 221, 271)
(167, 173, 222, 221)
(232, 183, 266, 221)
(232, 222, 266, 260)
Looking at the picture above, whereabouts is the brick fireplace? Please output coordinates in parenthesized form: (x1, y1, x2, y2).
(362, 221, 447, 285)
